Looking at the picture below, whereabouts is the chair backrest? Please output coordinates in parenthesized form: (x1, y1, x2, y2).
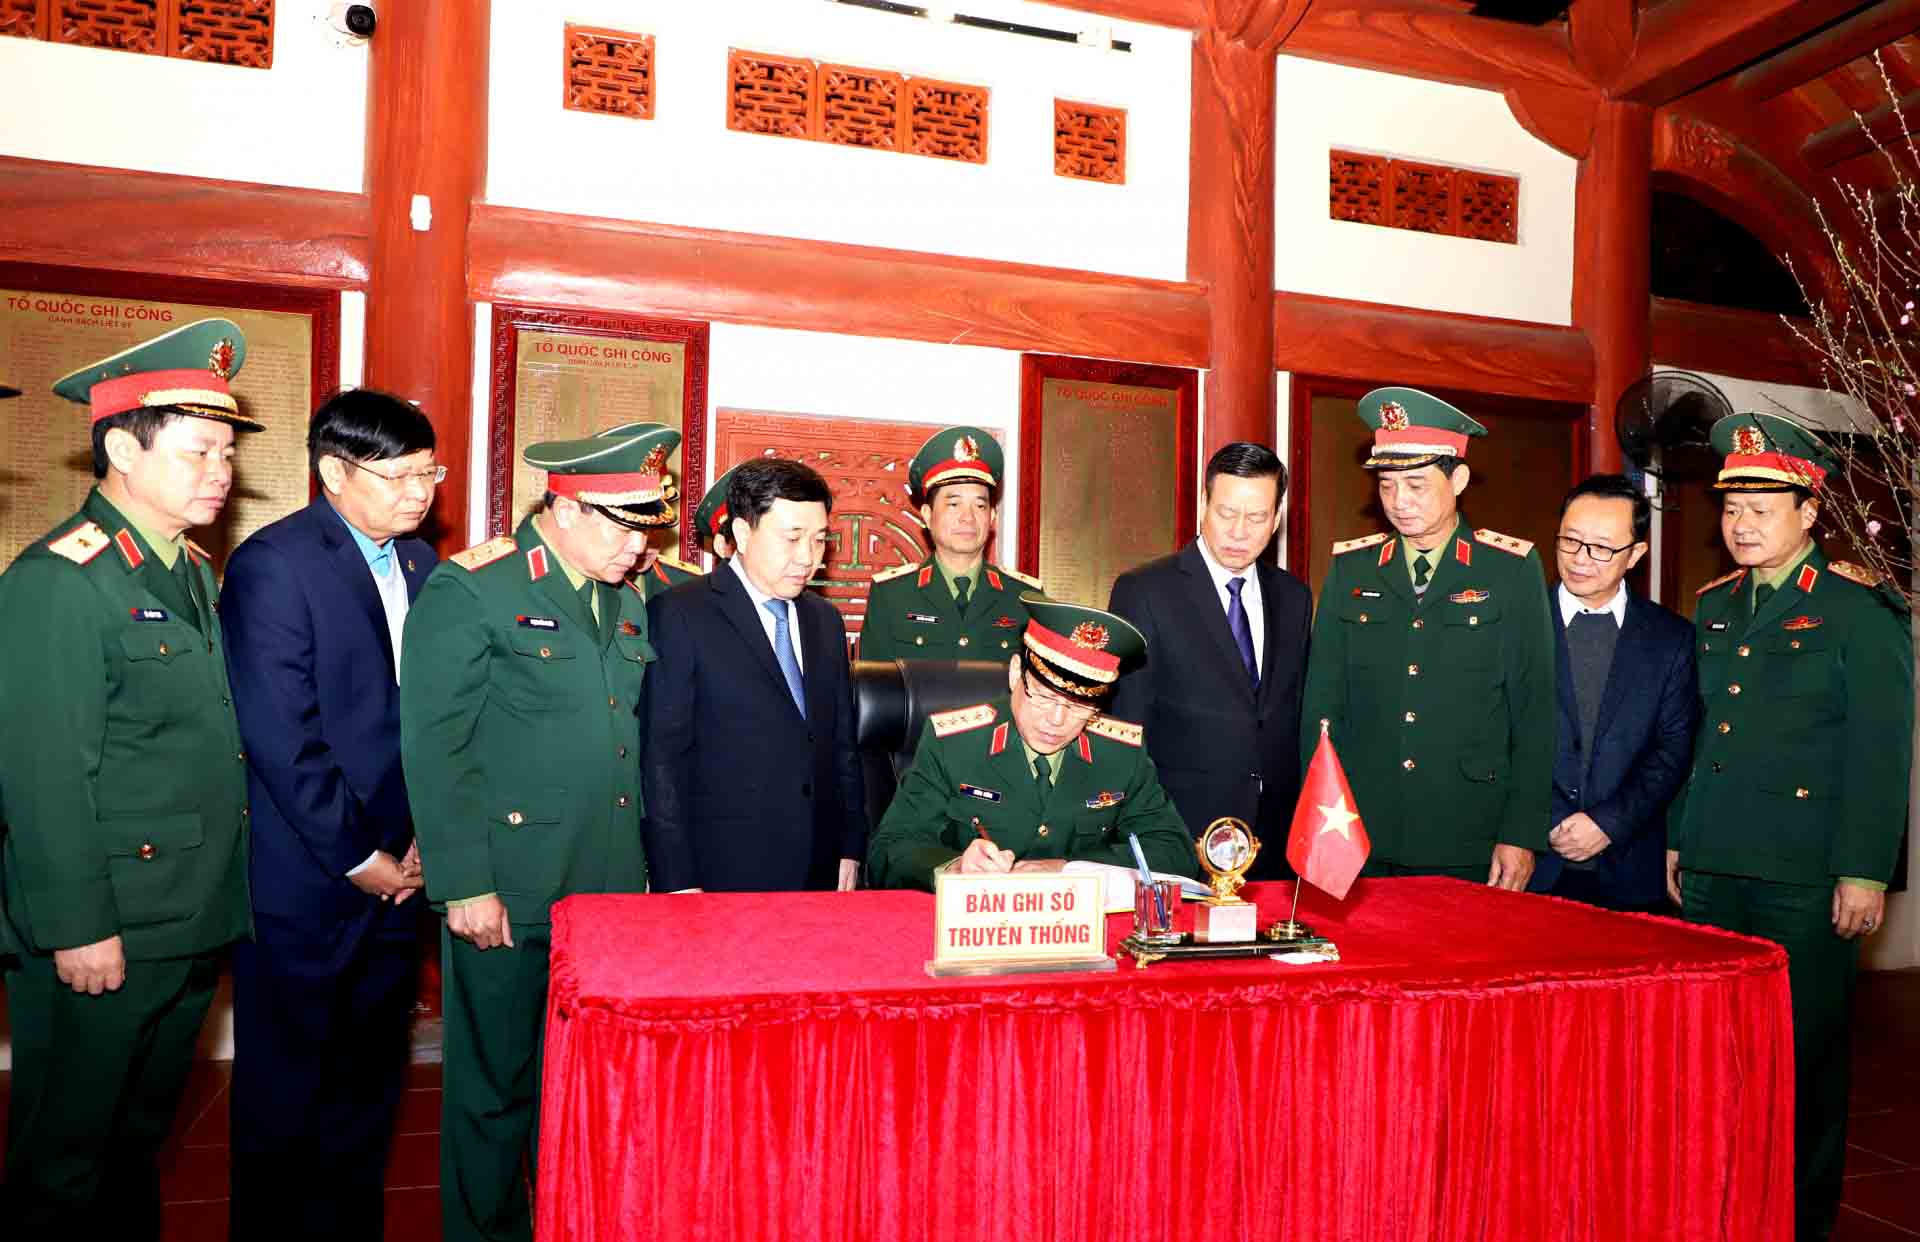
(851, 658, 1009, 830)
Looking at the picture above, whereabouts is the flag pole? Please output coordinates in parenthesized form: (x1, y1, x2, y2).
(1265, 719, 1328, 944)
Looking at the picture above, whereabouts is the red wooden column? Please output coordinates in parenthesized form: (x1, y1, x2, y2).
(1189, 28, 1280, 456)
(363, 0, 490, 552)
(1573, 99, 1652, 474)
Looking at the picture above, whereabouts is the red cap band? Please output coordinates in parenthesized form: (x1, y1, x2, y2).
(88, 369, 234, 425)
(1025, 619, 1122, 676)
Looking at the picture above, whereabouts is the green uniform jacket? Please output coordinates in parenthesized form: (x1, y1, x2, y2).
(858, 558, 1041, 662)
(636, 552, 702, 602)
(1298, 519, 1555, 866)
(399, 517, 653, 921)
(0, 489, 249, 960)
(867, 697, 1199, 890)
(1669, 546, 1914, 884)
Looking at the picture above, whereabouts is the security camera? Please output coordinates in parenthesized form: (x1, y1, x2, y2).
(326, 2, 375, 39)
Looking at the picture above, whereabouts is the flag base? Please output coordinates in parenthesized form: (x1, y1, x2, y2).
(1263, 918, 1318, 943)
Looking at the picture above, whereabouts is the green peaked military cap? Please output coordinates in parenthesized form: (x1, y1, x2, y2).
(694, 462, 742, 540)
(1356, 386, 1485, 470)
(1710, 411, 1839, 492)
(909, 424, 1003, 499)
(1019, 593, 1146, 703)
(529, 422, 680, 529)
(51, 317, 261, 431)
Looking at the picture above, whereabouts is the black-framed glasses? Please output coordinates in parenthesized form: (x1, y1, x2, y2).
(1556, 534, 1639, 563)
(1020, 670, 1098, 721)
(344, 459, 447, 488)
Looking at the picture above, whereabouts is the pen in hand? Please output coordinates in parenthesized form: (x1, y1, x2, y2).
(967, 817, 1015, 873)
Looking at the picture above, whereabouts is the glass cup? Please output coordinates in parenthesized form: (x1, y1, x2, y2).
(1132, 879, 1183, 945)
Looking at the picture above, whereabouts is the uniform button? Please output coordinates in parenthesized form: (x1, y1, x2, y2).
(1790, 639, 1802, 650)
(1411, 619, 1424, 630)
(1737, 645, 1751, 658)
(1357, 613, 1369, 623)
(507, 811, 525, 825)
(1468, 616, 1480, 627)
(1037, 824, 1050, 837)
(914, 636, 925, 646)
(1794, 787, 1810, 799)
(157, 642, 170, 656)
(236, 750, 245, 761)
(222, 696, 231, 705)
(617, 745, 628, 758)
(958, 636, 970, 648)
(241, 808, 249, 818)
(1711, 762, 1723, 773)
(539, 646, 551, 659)
(1728, 684, 1741, 695)
(137, 843, 155, 860)
(1402, 758, 1416, 771)
(1403, 711, 1416, 723)
(608, 696, 617, 707)
(1716, 721, 1731, 734)
(1000, 640, 1010, 649)
(616, 795, 630, 808)
(1407, 664, 1420, 677)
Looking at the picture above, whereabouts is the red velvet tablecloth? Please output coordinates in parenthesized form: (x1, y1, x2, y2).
(536, 878, 1792, 1242)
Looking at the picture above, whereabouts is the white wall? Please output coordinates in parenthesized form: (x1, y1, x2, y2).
(486, 0, 1191, 281)
(0, 0, 367, 192)
(1273, 55, 1577, 326)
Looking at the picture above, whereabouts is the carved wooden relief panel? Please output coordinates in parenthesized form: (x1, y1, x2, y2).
(1328, 149, 1518, 244)
(58, 0, 159, 52)
(7, 0, 273, 65)
(727, 48, 817, 139)
(1, 0, 45, 38)
(820, 63, 905, 151)
(1054, 98, 1126, 183)
(174, 0, 270, 66)
(727, 47, 988, 165)
(907, 78, 989, 164)
(564, 24, 654, 120)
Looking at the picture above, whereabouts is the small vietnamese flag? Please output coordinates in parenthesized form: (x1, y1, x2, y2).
(1286, 721, 1372, 900)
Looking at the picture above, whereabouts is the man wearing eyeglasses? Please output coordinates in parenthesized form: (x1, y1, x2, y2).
(866, 598, 1197, 889)
(1528, 474, 1698, 914)
(217, 387, 440, 1239)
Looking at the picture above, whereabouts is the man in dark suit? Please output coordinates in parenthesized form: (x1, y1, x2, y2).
(217, 389, 439, 1239)
(644, 457, 866, 891)
(1527, 473, 1698, 913)
(1108, 442, 1311, 877)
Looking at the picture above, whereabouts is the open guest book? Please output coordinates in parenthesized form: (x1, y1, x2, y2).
(1062, 861, 1212, 913)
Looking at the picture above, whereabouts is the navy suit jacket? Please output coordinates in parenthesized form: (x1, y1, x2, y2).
(642, 565, 866, 893)
(219, 497, 435, 967)
(1531, 588, 1699, 907)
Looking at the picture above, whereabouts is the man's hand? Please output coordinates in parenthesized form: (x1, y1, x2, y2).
(1665, 850, 1683, 907)
(400, 840, 422, 878)
(349, 850, 427, 906)
(447, 895, 514, 950)
(1833, 881, 1886, 940)
(837, 858, 860, 891)
(53, 935, 126, 995)
(1487, 844, 1535, 892)
(957, 838, 1015, 874)
(1011, 858, 1066, 874)
(1548, 813, 1612, 863)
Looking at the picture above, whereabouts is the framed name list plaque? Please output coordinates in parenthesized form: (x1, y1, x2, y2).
(1019, 354, 1197, 609)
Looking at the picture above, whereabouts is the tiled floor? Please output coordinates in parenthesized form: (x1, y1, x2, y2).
(0, 970, 1916, 1239)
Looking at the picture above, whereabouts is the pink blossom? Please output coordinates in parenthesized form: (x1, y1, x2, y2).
(1869, 520, 1884, 538)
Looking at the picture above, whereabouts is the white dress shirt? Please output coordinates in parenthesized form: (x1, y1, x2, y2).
(1195, 536, 1263, 677)
(731, 555, 805, 673)
(1557, 581, 1628, 629)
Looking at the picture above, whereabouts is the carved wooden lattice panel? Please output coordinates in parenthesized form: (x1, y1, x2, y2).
(819, 63, 904, 151)
(1054, 98, 1125, 184)
(174, 0, 271, 68)
(907, 78, 988, 164)
(1391, 160, 1455, 234)
(1455, 170, 1519, 243)
(727, 48, 816, 140)
(563, 25, 654, 120)
(1328, 150, 1388, 225)
(1, 0, 46, 39)
(56, 0, 160, 52)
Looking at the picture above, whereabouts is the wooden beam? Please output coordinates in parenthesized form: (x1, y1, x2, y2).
(1285, 0, 1584, 91)
(1735, 0, 1920, 102)
(1649, 298, 1823, 388)
(1272, 292, 1595, 403)
(1568, 0, 1635, 87)
(468, 206, 1212, 369)
(1803, 86, 1920, 168)
(1613, 0, 1862, 105)
(0, 156, 369, 289)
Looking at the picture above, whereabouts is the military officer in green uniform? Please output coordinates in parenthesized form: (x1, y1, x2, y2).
(400, 424, 670, 1242)
(860, 425, 1042, 662)
(1667, 413, 1912, 1242)
(0, 320, 259, 1237)
(1298, 387, 1554, 890)
(690, 461, 740, 564)
(590, 424, 702, 600)
(868, 597, 1198, 888)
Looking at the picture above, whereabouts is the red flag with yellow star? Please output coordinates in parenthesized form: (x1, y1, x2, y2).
(1286, 724, 1371, 900)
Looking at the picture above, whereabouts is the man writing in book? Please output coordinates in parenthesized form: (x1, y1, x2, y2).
(866, 599, 1198, 889)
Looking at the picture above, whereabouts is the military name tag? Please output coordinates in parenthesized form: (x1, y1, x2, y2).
(1351, 588, 1382, 599)
(928, 872, 1111, 977)
(907, 612, 939, 624)
(128, 607, 168, 622)
(959, 783, 1002, 802)
(1708, 620, 1729, 632)
(516, 615, 559, 630)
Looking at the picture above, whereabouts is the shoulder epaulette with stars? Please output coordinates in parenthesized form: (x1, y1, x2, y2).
(1695, 567, 1746, 597)
(448, 536, 515, 572)
(1473, 528, 1533, 557)
(1331, 532, 1391, 556)
(1083, 715, 1143, 748)
(929, 703, 997, 738)
(997, 564, 1043, 592)
(46, 521, 109, 565)
(1829, 559, 1883, 588)
(869, 561, 920, 586)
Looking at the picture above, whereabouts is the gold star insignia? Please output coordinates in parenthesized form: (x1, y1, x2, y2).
(1317, 794, 1360, 840)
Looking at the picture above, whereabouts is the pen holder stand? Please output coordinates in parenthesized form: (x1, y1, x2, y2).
(1131, 880, 1182, 946)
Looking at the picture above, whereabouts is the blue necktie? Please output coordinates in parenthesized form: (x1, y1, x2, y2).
(763, 598, 806, 718)
(1226, 576, 1258, 692)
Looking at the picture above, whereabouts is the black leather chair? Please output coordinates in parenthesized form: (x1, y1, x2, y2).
(851, 658, 1009, 832)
